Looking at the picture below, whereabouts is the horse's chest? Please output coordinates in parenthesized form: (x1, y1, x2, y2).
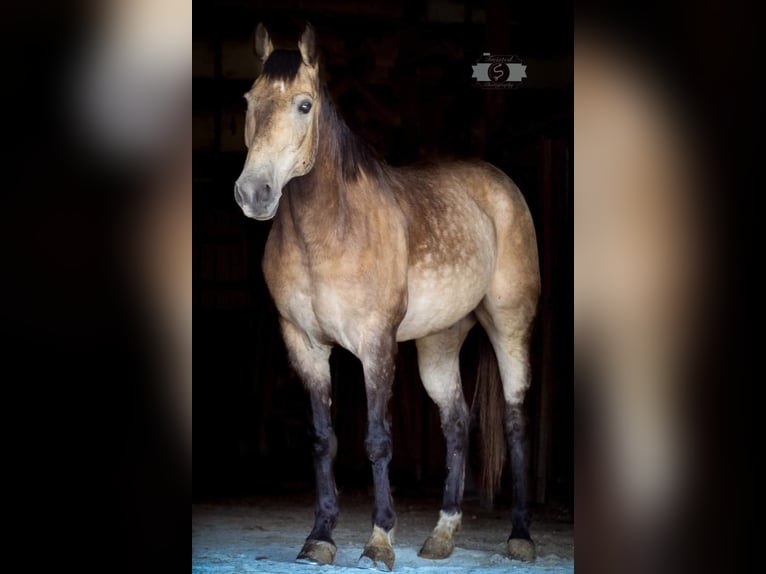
(265, 248, 406, 351)
(263, 254, 322, 339)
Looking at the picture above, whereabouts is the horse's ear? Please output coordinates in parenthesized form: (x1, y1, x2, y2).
(299, 24, 317, 68)
(254, 23, 274, 63)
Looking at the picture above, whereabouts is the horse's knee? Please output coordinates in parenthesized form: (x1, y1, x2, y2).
(365, 433, 392, 463)
(312, 428, 334, 457)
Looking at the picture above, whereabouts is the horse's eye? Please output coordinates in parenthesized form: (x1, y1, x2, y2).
(298, 101, 312, 114)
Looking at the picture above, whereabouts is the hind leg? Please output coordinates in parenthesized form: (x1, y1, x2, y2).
(415, 315, 475, 559)
(477, 295, 538, 561)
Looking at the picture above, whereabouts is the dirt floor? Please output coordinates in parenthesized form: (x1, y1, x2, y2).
(192, 493, 573, 573)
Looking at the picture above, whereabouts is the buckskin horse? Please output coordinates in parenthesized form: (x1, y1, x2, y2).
(234, 23, 540, 571)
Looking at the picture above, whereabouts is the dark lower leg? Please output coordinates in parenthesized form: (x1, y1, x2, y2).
(359, 348, 397, 571)
(306, 388, 338, 544)
(440, 400, 471, 514)
(365, 388, 395, 532)
(418, 399, 470, 559)
(505, 403, 531, 541)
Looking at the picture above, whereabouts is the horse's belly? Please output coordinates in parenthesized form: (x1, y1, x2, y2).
(396, 262, 493, 341)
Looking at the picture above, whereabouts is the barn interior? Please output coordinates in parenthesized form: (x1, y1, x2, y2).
(193, 0, 572, 571)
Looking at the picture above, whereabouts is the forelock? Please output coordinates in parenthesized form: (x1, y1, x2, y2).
(261, 50, 303, 82)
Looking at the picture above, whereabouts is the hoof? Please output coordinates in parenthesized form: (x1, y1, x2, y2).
(296, 539, 336, 565)
(418, 534, 455, 559)
(359, 525, 395, 571)
(419, 510, 461, 560)
(358, 545, 395, 571)
(508, 537, 536, 561)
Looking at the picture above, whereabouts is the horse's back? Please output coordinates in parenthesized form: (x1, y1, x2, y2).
(393, 160, 534, 249)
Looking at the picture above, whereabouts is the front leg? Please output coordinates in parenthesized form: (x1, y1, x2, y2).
(281, 320, 338, 565)
(358, 335, 397, 571)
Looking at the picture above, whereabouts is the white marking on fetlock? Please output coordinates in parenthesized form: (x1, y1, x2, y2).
(368, 524, 395, 547)
(433, 510, 462, 536)
(361, 526, 396, 571)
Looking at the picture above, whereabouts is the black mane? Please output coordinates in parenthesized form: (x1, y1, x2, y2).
(319, 85, 385, 184)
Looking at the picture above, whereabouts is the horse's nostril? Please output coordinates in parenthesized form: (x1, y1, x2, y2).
(256, 184, 272, 203)
(234, 183, 244, 207)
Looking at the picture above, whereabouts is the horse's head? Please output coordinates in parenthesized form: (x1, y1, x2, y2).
(235, 24, 320, 220)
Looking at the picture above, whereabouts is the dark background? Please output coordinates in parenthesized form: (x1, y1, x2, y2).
(194, 0, 572, 514)
(1, 1, 764, 572)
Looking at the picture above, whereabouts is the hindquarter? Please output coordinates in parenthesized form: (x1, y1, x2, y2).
(395, 161, 537, 342)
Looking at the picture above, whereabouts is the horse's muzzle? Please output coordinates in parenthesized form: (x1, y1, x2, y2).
(234, 179, 280, 220)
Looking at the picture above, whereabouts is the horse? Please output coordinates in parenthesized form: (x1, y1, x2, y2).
(234, 23, 541, 571)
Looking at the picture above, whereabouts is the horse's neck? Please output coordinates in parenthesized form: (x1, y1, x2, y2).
(282, 150, 350, 249)
(281, 94, 396, 257)
(284, 114, 376, 245)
